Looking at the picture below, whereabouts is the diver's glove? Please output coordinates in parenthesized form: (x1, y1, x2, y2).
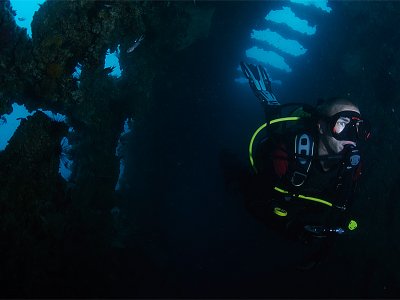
(342, 144, 361, 170)
(240, 61, 280, 106)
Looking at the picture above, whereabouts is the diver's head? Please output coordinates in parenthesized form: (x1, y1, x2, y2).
(316, 98, 369, 155)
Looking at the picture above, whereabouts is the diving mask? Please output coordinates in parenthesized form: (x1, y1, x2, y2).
(326, 111, 371, 142)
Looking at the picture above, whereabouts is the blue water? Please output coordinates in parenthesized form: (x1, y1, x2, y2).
(10, 0, 45, 37)
(118, 2, 363, 296)
(1, 0, 398, 298)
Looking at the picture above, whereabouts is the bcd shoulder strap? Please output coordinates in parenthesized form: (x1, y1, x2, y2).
(289, 132, 314, 187)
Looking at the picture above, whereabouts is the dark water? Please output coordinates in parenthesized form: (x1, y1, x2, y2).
(114, 2, 387, 297)
(2, 1, 400, 298)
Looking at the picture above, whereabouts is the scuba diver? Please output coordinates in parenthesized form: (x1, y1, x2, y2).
(240, 62, 371, 270)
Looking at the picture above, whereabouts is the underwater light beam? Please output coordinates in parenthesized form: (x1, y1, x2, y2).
(0, 103, 32, 151)
(289, 0, 332, 13)
(10, 0, 46, 38)
(251, 29, 307, 57)
(105, 45, 122, 78)
(266, 6, 316, 35)
(245, 46, 291, 73)
(0, 103, 73, 181)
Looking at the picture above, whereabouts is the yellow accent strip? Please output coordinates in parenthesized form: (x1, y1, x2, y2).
(298, 194, 333, 207)
(249, 123, 267, 173)
(274, 207, 288, 217)
(274, 186, 333, 207)
(274, 186, 289, 194)
(269, 116, 301, 124)
(249, 117, 301, 173)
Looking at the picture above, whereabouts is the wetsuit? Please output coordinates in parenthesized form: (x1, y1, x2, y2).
(245, 114, 361, 269)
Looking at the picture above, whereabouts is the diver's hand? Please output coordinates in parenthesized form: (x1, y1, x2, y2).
(342, 144, 361, 169)
(240, 61, 280, 106)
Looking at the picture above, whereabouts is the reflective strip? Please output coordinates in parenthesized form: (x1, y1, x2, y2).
(274, 186, 333, 207)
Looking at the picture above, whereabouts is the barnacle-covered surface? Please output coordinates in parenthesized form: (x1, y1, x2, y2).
(0, 0, 34, 113)
(0, 0, 215, 296)
(0, 111, 68, 293)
